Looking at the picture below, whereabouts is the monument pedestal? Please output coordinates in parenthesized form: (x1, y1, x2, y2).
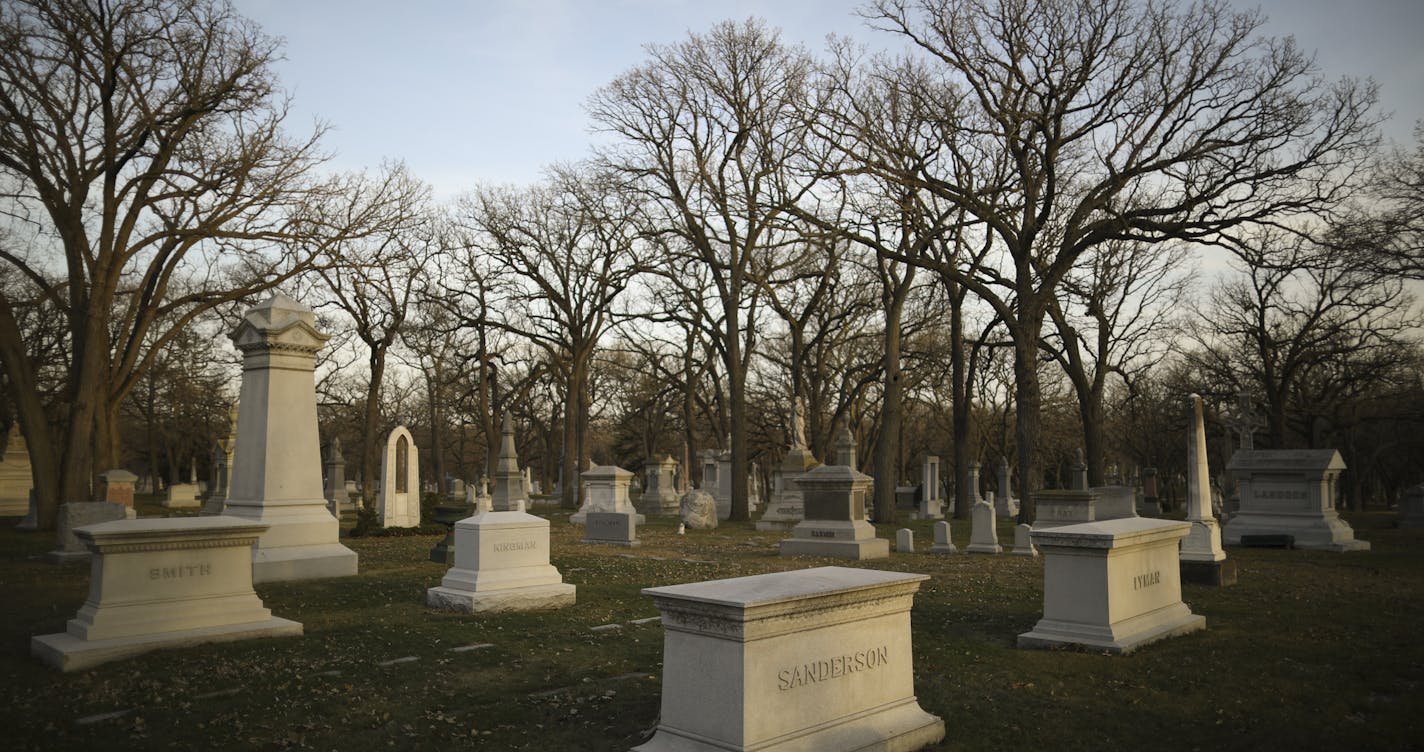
(426, 511, 575, 613)
(1019, 518, 1204, 655)
(779, 519, 890, 560)
(635, 567, 943, 752)
(1224, 449, 1368, 552)
(756, 446, 815, 531)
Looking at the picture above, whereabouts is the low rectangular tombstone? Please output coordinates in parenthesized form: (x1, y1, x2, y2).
(46, 502, 131, 563)
(162, 483, 199, 509)
(32, 517, 302, 671)
(635, 567, 944, 752)
(1018, 518, 1204, 655)
(1091, 485, 1138, 521)
(1031, 489, 1098, 529)
(1224, 450, 1368, 552)
(582, 511, 639, 547)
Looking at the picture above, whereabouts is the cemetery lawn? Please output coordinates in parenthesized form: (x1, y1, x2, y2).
(1, 506, 1421, 751)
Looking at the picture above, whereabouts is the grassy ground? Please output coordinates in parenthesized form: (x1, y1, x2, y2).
(1, 501, 1420, 751)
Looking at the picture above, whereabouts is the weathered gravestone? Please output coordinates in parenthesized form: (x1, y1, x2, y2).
(46, 501, 132, 563)
(966, 496, 1002, 554)
(931, 520, 957, 554)
(1400, 485, 1424, 529)
(895, 528, 914, 553)
(779, 460, 888, 561)
(426, 413, 575, 613)
(322, 437, 350, 516)
(32, 516, 302, 672)
(581, 511, 639, 547)
(377, 425, 420, 528)
(757, 399, 818, 531)
(640, 455, 681, 515)
(1224, 449, 1368, 552)
(1019, 518, 1204, 654)
(995, 457, 1020, 518)
(571, 465, 644, 525)
(0, 424, 33, 516)
(914, 455, 943, 520)
(634, 567, 944, 752)
(1011, 523, 1037, 557)
(222, 293, 357, 582)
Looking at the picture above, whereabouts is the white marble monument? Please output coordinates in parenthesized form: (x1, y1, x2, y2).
(640, 455, 680, 515)
(377, 425, 420, 528)
(635, 567, 944, 752)
(222, 293, 357, 582)
(1181, 394, 1235, 585)
(32, 516, 302, 671)
(966, 497, 1002, 554)
(426, 413, 575, 613)
(931, 520, 957, 554)
(1019, 518, 1204, 654)
(571, 465, 645, 525)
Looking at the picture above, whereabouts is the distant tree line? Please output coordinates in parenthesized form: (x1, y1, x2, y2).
(3, 0, 1420, 532)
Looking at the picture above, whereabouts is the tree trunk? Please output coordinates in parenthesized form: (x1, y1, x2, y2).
(361, 348, 387, 510)
(726, 305, 749, 522)
(1012, 320, 1043, 525)
(872, 292, 906, 524)
(427, 372, 445, 493)
(949, 289, 972, 520)
(560, 362, 583, 510)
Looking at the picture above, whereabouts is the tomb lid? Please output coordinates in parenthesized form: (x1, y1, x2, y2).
(75, 515, 270, 545)
(642, 566, 926, 608)
(582, 465, 634, 482)
(1029, 517, 1189, 550)
(1225, 449, 1345, 473)
(794, 463, 871, 489)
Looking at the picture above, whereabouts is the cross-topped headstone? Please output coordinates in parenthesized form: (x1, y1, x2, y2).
(1225, 389, 1265, 451)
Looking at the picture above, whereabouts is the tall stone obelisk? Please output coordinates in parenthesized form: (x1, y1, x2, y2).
(1181, 394, 1235, 586)
(225, 293, 358, 583)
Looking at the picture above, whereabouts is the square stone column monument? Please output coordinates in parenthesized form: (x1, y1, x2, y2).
(779, 427, 888, 561)
(223, 293, 357, 583)
(1181, 394, 1235, 585)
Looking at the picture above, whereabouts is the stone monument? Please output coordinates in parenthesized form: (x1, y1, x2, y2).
(322, 437, 350, 516)
(1181, 394, 1236, 585)
(678, 489, 718, 529)
(635, 567, 944, 752)
(377, 425, 421, 528)
(995, 457, 1019, 518)
(756, 399, 819, 531)
(931, 520, 957, 553)
(32, 516, 302, 672)
(571, 465, 645, 525)
(426, 413, 575, 613)
(581, 511, 639, 547)
(779, 427, 888, 561)
(222, 293, 357, 583)
(1223, 449, 1367, 551)
(1019, 518, 1205, 654)
(0, 424, 33, 516)
(966, 496, 1002, 554)
(1399, 485, 1424, 529)
(640, 455, 680, 515)
(914, 455, 943, 520)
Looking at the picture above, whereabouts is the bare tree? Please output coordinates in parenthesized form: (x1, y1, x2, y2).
(0, 0, 414, 528)
(587, 19, 821, 521)
(1043, 238, 1191, 484)
(456, 164, 647, 510)
(860, 0, 1380, 522)
(315, 163, 433, 523)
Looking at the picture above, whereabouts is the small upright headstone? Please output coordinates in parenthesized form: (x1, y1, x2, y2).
(995, 457, 1019, 518)
(931, 520, 957, 554)
(895, 528, 914, 553)
(966, 498, 1001, 554)
(1010, 523, 1036, 557)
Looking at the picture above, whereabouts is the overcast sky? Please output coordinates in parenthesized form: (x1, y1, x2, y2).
(232, 0, 1424, 199)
